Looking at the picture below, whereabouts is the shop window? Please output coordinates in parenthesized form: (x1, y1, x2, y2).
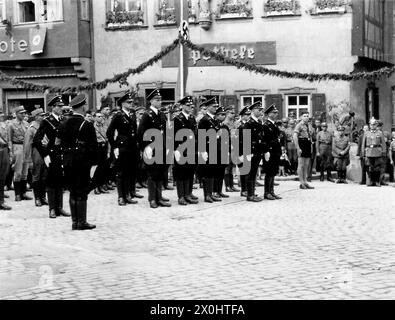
(106, 0, 146, 28)
(16, 0, 63, 24)
(81, 0, 89, 20)
(216, 0, 253, 19)
(155, 0, 176, 25)
(0, 0, 5, 20)
(285, 94, 310, 119)
(241, 95, 264, 109)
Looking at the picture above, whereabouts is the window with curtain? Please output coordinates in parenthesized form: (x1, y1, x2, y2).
(42, 0, 63, 22)
(155, 0, 176, 25)
(107, 0, 145, 26)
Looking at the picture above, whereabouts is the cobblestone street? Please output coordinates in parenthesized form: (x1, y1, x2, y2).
(0, 180, 394, 300)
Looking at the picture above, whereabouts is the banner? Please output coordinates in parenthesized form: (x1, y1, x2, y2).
(29, 27, 47, 55)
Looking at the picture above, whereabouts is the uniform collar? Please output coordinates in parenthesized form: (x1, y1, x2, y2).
(251, 115, 259, 123)
(122, 108, 130, 117)
(181, 111, 189, 119)
(73, 112, 84, 117)
(52, 113, 60, 122)
(267, 118, 275, 125)
(207, 112, 215, 119)
(150, 106, 159, 115)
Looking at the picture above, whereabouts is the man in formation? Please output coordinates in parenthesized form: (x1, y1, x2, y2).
(316, 122, 334, 182)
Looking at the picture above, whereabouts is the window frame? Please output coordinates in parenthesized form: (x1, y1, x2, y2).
(240, 95, 265, 109)
(14, 0, 64, 25)
(81, 0, 89, 21)
(285, 94, 311, 119)
(155, 0, 176, 26)
(0, 0, 5, 21)
(106, 0, 147, 28)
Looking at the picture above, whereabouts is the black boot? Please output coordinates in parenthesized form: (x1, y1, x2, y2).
(116, 176, 126, 206)
(47, 188, 57, 218)
(203, 178, 213, 203)
(176, 180, 187, 205)
(210, 178, 221, 202)
(76, 198, 96, 230)
(0, 180, 11, 210)
(69, 195, 78, 230)
(320, 171, 324, 181)
(184, 180, 198, 204)
(157, 181, 171, 207)
(20, 180, 32, 200)
(342, 170, 348, 184)
(56, 188, 70, 216)
(367, 172, 374, 186)
(224, 174, 232, 192)
(247, 181, 262, 202)
(327, 170, 335, 182)
(14, 181, 21, 202)
(39, 182, 48, 205)
(336, 171, 342, 183)
(270, 176, 282, 199)
(32, 182, 42, 207)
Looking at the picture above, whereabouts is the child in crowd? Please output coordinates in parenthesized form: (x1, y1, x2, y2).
(279, 146, 291, 176)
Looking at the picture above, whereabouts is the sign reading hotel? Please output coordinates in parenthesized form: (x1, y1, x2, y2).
(0, 28, 47, 56)
(162, 42, 276, 67)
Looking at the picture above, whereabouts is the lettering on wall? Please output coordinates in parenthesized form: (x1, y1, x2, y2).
(162, 42, 276, 67)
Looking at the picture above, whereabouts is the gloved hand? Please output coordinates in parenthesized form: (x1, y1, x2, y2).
(174, 150, 181, 162)
(144, 146, 153, 160)
(90, 165, 97, 179)
(201, 152, 208, 162)
(114, 148, 119, 159)
(44, 155, 51, 167)
(264, 152, 270, 162)
(246, 154, 252, 161)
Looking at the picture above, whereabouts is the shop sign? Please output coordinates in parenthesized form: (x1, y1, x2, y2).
(162, 41, 276, 67)
(0, 27, 47, 56)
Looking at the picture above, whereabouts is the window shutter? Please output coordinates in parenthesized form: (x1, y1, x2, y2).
(265, 94, 283, 119)
(220, 95, 238, 113)
(311, 93, 326, 122)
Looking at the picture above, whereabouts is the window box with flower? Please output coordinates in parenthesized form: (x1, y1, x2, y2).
(264, 0, 301, 17)
(106, 10, 145, 29)
(314, 0, 346, 14)
(216, 0, 253, 19)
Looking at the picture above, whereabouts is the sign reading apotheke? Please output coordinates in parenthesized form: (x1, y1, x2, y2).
(0, 27, 47, 56)
(162, 41, 276, 67)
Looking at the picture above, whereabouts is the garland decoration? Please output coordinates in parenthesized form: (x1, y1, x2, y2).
(180, 38, 395, 82)
(2, 34, 395, 94)
(0, 37, 181, 93)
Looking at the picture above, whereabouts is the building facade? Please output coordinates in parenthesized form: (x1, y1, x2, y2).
(92, 0, 394, 131)
(0, 0, 94, 114)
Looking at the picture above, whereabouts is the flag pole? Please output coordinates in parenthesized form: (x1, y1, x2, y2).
(179, 0, 184, 100)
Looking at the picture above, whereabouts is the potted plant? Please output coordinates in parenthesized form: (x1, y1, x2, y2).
(315, 0, 346, 14)
(264, 0, 300, 16)
(218, 0, 253, 18)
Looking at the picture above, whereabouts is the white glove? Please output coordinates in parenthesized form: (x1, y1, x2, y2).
(166, 149, 170, 156)
(201, 152, 208, 162)
(90, 165, 97, 179)
(238, 155, 244, 162)
(44, 155, 51, 167)
(114, 148, 119, 159)
(264, 152, 270, 162)
(144, 146, 153, 159)
(246, 154, 252, 161)
(174, 150, 181, 162)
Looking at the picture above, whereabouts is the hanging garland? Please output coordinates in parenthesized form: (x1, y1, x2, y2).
(1, 34, 395, 93)
(180, 38, 395, 82)
(0, 37, 181, 93)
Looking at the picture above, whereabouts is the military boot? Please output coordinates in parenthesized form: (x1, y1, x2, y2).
(247, 182, 262, 202)
(217, 177, 229, 198)
(116, 176, 126, 206)
(32, 182, 42, 207)
(320, 171, 325, 181)
(56, 189, 70, 217)
(327, 170, 335, 182)
(14, 181, 22, 202)
(69, 196, 78, 230)
(76, 199, 96, 230)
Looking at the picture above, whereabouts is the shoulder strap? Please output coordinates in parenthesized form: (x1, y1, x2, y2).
(44, 118, 56, 130)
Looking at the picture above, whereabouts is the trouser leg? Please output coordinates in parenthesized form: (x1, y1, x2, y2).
(147, 176, 156, 202)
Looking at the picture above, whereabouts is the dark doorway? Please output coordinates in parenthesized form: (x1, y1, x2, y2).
(365, 84, 379, 122)
(8, 98, 44, 114)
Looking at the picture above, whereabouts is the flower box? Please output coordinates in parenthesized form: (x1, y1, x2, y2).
(220, 12, 248, 18)
(316, 6, 345, 13)
(266, 10, 296, 16)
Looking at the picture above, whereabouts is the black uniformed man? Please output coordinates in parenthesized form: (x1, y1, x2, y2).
(58, 94, 98, 230)
(242, 101, 264, 202)
(197, 97, 222, 203)
(33, 95, 70, 219)
(213, 106, 230, 199)
(137, 89, 171, 208)
(262, 104, 282, 200)
(173, 96, 199, 205)
(236, 106, 251, 197)
(106, 91, 140, 206)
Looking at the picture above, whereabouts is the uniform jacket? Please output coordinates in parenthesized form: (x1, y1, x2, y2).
(361, 129, 386, 158)
(8, 119, 28, 147)
(242, 117, 264, 156)
(0, 122, 8, 148)
(137, 107, 168, 160)
(332, 135, 350, 158)
(173, 111, 197, 159)
(33, 114, 62, 159)
(197, 113, 220, 161)
(58, 114, 98, 168)
(106, 110, 138, 153)
(262, 119, 281, 158)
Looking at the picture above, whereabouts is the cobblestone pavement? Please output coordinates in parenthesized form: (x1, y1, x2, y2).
(0, 179, 394, 300)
